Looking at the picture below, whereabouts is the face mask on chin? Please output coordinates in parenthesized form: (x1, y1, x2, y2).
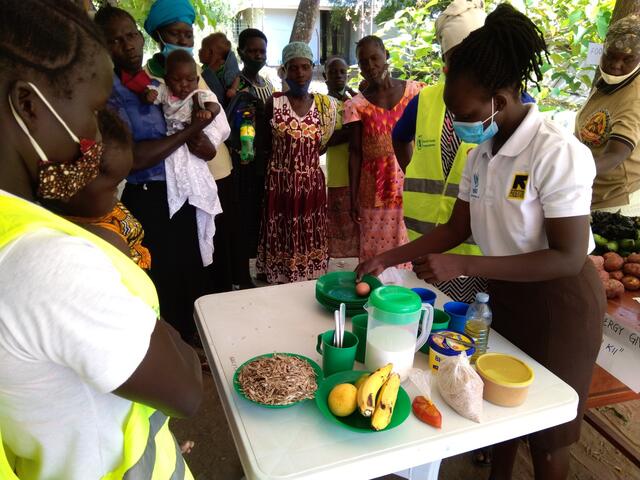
(452, 97, 500, 145)
(8, 82, 103, 201)
(158, 33, 194, 58)
(285, 78, 311, 97)
(599, 62, 640, 85)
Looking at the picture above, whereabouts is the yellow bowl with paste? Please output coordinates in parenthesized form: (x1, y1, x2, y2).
(476, 353, 534, 407)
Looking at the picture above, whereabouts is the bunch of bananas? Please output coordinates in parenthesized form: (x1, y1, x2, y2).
(356, 363, 401, 431)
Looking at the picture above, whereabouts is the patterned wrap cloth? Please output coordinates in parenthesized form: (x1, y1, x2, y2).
(65, 202, 151, 270)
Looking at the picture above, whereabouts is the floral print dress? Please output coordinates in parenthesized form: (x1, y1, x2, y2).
(256, 93, 336, 283)
(344, 80, 423, 263)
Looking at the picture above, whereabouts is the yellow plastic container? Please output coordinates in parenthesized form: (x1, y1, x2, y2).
(475, 353, 534, 407)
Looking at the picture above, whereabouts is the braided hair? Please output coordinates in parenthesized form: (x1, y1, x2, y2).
(448, 4, 548, 95)
(0, 0, 106, 99)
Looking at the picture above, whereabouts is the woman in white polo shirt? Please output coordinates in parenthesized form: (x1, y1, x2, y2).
(357, 5, 605, 479)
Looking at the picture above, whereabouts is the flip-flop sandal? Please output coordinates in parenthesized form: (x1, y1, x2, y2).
(472, 447, 492, 467)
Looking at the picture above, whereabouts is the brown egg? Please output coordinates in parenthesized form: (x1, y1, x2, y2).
(355, 282, 371, 297)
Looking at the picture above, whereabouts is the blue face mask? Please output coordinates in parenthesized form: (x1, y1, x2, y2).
(452, 98, 499, 144)
(286, 78, 311, 97)
(159, 33, 194, 58)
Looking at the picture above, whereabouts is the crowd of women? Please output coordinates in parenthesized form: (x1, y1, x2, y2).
(0, 0, 639, 478)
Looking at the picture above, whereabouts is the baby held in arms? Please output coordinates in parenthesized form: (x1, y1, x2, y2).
(144, 49, 221, 129)
(143, 48, 230, 267)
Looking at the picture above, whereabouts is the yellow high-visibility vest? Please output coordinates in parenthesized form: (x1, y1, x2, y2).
(0, 194, 193, 480)
(403, 82, 482, 256)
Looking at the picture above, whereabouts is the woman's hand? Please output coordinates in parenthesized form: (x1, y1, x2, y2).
(187, 131, 216, 160)
(355, 255, 386, 281)
(412, 254, 466, 283)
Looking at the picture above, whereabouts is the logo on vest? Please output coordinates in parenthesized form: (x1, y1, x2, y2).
(471, 173, 480, 199)
(508, 172, 529, 200)
(416, 134, 436, 150)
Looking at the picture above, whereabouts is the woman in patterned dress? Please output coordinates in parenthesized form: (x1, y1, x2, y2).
(345, 35, 424, 264)
(256, 42, 337, 283)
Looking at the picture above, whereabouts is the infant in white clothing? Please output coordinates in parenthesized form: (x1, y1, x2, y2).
(144, 49, 220, 133)
(142, 49, 230, 267)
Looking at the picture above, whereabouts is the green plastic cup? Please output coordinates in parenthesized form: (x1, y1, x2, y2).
(351, 314, 368, 363)
(316, 330, 359, 377)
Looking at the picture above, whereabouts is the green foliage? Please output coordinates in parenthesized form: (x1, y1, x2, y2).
(371, 0, 615, 110)
(374, 0, 443, 85)
(375, 0, 448, 23)
(94, 0, 232, 30)
(522, 0, 614, 108)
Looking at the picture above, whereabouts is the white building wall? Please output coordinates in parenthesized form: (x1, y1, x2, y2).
(238, 8, 322, 66)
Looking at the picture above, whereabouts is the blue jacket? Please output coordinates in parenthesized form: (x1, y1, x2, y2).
(107, 74, 168, 183)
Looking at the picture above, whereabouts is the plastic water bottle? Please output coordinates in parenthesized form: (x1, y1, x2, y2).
(464, 292, 492, 363)
(239, 111, 255, 164)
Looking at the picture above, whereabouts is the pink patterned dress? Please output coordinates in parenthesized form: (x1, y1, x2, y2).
(256, 93, 334, 283)
(344, 80, 423, 263)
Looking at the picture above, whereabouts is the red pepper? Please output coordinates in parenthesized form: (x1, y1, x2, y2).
(412, 396, 442, 429)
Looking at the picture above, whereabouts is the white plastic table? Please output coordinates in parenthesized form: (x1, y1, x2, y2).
(194, 275, 579, 480)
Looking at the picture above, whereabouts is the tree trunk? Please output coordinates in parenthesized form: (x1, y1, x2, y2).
(611, 0, 640, 24)
(290, 0, 320, 43)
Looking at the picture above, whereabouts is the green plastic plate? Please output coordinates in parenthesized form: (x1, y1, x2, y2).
(315, 292, 366, 316)
(315, 272, 382, 304)
(315, 370, 411, 433)
(233, 353, 322, 408)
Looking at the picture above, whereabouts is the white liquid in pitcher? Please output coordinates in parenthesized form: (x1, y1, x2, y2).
(365, 326, 416, 381)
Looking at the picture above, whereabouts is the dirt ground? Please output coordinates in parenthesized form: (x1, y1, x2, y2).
(172, 373, 640, 480)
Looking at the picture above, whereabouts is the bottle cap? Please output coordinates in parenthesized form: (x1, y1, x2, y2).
(476, 292, 489, 303)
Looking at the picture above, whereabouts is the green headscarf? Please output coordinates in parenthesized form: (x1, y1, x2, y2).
(282, 42, 314, 66)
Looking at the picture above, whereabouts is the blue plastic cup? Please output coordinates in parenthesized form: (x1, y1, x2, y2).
(443, 301, 470, 333)
(411, 288, 437, 306)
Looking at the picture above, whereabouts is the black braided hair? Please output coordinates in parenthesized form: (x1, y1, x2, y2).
(355, 35, 387, 57)
(94, 5, 137, 32)
(448, 3, 549, 94)
(0, 0, 107, 99)
(238, 28, 267, 50)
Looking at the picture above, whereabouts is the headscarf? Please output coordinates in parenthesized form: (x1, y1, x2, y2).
(144, 0, 196, 36)
(435, 0, 486, 54)
(282, 41, 314, 66)
(604, 14, 640, 56)
(597, 14, 640, 94)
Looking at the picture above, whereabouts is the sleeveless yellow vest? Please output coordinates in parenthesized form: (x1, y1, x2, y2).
(403, 83, 482, 256)
(0, 195, 193, 480)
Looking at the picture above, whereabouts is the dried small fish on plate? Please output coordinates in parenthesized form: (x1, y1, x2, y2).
(235, 353, 321, 407)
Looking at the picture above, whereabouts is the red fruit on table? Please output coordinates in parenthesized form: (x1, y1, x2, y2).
(412, 396, 442, 429)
